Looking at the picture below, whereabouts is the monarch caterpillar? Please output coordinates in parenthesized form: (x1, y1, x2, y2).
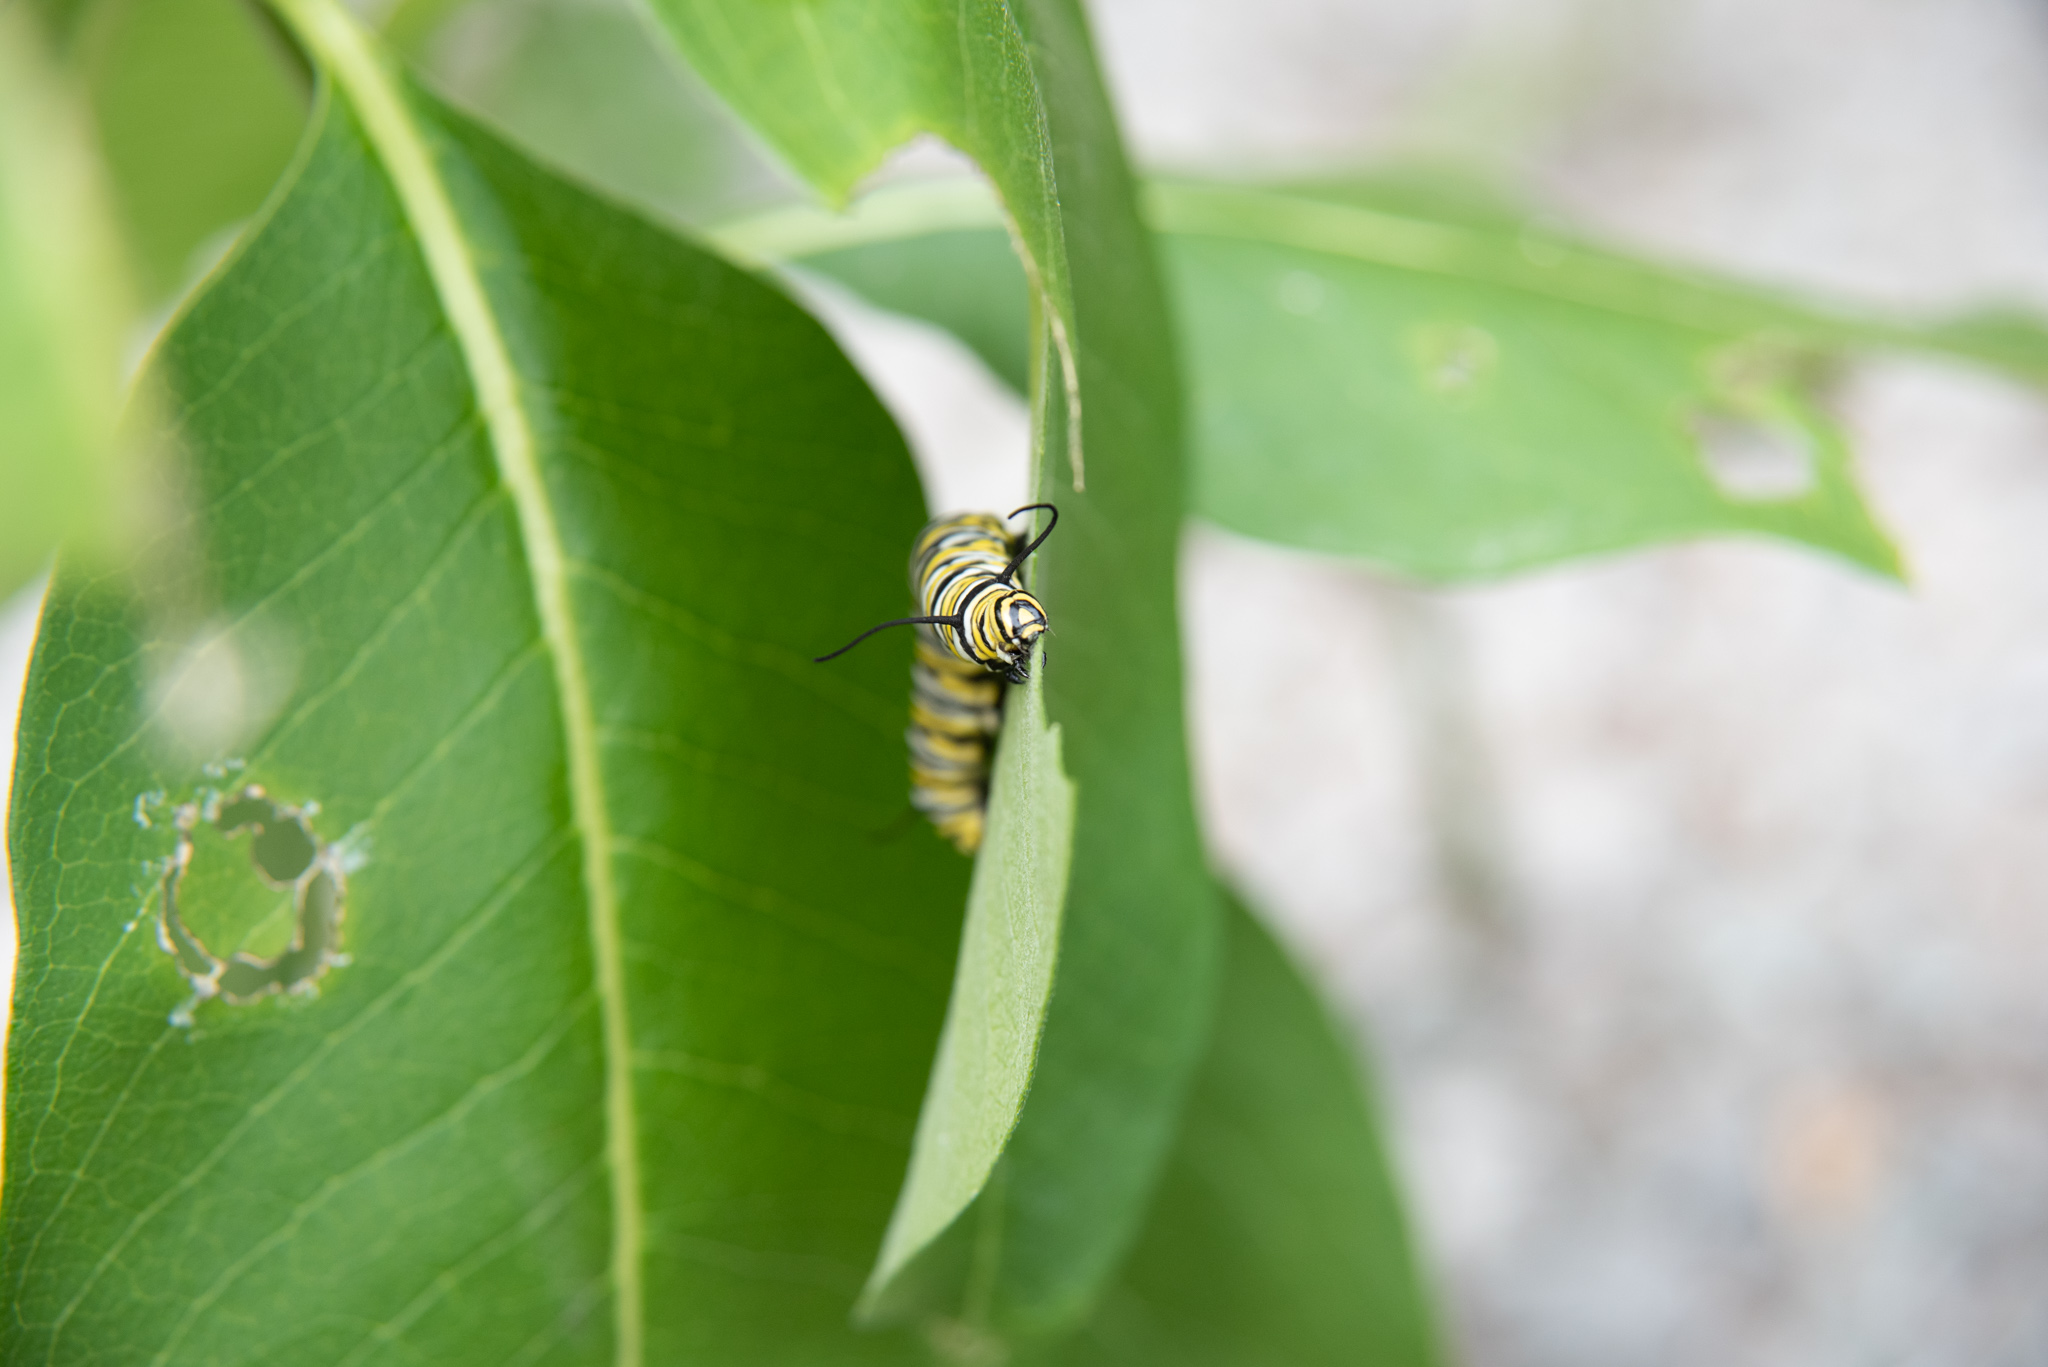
(817, 503, 1058, 853)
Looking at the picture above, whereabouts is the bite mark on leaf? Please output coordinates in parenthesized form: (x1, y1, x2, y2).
(154, 784, 353, 1024)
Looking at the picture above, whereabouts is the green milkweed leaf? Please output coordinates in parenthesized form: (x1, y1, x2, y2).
(1151, 179, 1899, 578)
(861, 664, 1073, 1322)
(35, 0, 309, 302)
(4, 4, 974, 1362)
(731, 176, 2048, 581)
(645, 0, 1223, 1334)
(1031, 893, 1444, 1367)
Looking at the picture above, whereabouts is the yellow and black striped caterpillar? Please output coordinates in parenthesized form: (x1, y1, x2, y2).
(817, 504, 1057, 853)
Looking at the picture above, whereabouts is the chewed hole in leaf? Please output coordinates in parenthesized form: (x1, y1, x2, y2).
(1692, 409, 1816, 501)
(155, 783, 350, 1019)
(248, 815, 317, 885)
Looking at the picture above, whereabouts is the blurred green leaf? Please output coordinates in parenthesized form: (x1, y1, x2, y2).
(739, 179, 1925, 581)
(1153, 180, 1900, 578)
(1034, 893, 1444, 1367)
(50, 0, 308, 300)
(0, 8, 130, 599)
(400, 0, 799, 229)
(379, 0, 470, 53)
(4, 3, 973, 1361)
(648, 0, 1222, 1334)
(1912, 307, 2048, 385)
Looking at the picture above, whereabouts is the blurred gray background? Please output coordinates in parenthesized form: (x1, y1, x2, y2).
(10, 1, 2048, 1362)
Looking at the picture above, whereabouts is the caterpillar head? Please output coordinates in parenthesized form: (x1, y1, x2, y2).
(993, 590, 1048, 684)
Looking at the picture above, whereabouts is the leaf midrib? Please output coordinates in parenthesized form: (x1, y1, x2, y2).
(261, 3, 643, 1364)
(712, 179, 1923, 356)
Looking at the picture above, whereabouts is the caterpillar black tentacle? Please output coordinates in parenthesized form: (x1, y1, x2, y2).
(997, 503, 1059, 585)
(814, 614, 962, 664)
(817, 505, 1057, 854)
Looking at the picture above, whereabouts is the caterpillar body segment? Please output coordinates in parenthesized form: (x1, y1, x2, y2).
(908, 634, 1003, 853)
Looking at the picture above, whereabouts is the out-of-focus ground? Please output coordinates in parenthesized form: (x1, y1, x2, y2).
(1089, 1, 2048, 1363)
(7, 1, 2048, 1362)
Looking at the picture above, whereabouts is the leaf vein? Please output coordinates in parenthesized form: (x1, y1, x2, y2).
(36, 827, 576, 1358)
(631, 1049, 911, 1147)
(611, 836, 946, 990)
(565, 559, 899, 735)
(330, 1157, 607, 1367)
(262, 8, 645, 1360)
(144, 992, 598, 1365)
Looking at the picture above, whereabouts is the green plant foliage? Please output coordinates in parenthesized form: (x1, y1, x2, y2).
(0, 8, 131, 600)
(886, 892, 1447, 1366)
(26, 0, 1981, 1357)
(645, 0, 1222, 1332)
(1153, 180, 1902, 577)
(861, 665, 1073, 1320)
(633, 0, 1073, 331)
(400, 0, 799, 230)
(733, 180, 1932, 580)
(1916, 307, 2048, 384)
(39, 0, 309, 300)
(3, 9, 981, 1362)
(1032, 895, 1443, 1367)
